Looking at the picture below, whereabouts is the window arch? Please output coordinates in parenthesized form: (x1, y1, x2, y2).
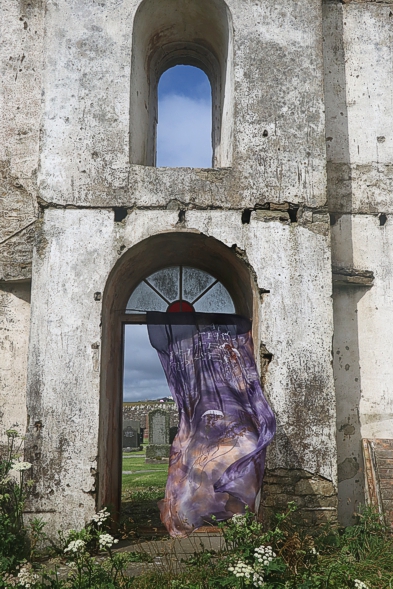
(129, 0, 233, 168)
(126, 266, 235, 314)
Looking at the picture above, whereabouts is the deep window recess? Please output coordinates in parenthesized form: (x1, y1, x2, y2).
(157, 66, 213, 168)
(129, 0, 233, 168)
(126, 266, 235, 314)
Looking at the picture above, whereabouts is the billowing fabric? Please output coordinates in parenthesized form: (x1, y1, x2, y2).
(147, 312, 276, 538)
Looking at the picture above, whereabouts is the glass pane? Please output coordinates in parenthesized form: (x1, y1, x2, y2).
(194, 282, 235, 314)
(147, 267, 179, 303)
(183, 267, 216, 303)
(126, 282, 167, 313)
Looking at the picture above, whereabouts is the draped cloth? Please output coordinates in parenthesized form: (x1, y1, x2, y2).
(147, 312, 276, 538)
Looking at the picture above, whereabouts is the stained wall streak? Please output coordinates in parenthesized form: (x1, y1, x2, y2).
(324, 0, 393, 524)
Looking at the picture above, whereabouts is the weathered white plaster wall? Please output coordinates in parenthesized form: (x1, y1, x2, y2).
(38, 0, 327, 208)
(0, 283, 30, 444)
(26, 208, 336, 532)
(324, 1, 393, 214)
(333, 215, 393, 437)
(324, 1, 393, 524)
(0, 0, 43, 281)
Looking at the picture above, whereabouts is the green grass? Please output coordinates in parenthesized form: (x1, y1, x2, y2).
(122, 453, 168, 494)
(122, 470, 168, 491)
(122, 456, 167, 472)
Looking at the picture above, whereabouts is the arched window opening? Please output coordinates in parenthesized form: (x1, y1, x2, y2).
(129, 0, 233, 168)
(126, 265, 235, 314)
(157, 66, 213, 168)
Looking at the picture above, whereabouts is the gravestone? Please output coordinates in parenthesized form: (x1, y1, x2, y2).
(123, 419, 143, 451)
(169, 425, 178, 444)
(146, 409, 170, 460)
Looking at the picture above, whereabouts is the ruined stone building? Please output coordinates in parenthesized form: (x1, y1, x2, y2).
(1, 0, 393, 535)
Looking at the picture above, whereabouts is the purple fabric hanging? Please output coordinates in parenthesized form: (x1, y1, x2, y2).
(147, 312, 276, 538)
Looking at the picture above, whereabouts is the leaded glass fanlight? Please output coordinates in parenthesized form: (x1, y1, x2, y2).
(126, 266, 235, 314)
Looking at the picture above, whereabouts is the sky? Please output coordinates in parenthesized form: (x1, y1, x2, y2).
(156, 65, 212, 168)
(123, 325, 169, 402)
(123, 65, 212, 403)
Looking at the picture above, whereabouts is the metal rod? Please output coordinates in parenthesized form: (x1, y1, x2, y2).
(143, 278, 171, 305)
(191, 279, 219, 305)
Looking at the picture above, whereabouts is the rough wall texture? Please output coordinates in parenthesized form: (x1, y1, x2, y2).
(0, 283, 31, 446)
(25, 207, 336, 533)
(37, 0, 326, 209)
(324, 1, 393, 524)
(10, 0, 393, 534)
(0, 0, 43, 281)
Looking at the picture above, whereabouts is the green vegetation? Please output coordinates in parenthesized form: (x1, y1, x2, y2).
(121, 452, 168, 496)
(2, 431, 393, 588)
(122, 471, 167, 490)
(121, 451, 168, 537)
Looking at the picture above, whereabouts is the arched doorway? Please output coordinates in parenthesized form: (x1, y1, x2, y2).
(122, 266, 237, 535)
(98, 232, 258, 519)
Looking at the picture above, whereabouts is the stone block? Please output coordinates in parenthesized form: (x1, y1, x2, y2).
(295, 478, 336, 497)
(146, 444, 171, 460)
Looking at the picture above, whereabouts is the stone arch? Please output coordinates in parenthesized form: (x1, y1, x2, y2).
(129, 0, 234, 167)
(97, 231, 258, 515)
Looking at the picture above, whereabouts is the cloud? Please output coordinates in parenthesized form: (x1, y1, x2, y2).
(123, 325, 170, 402)
(156, 94, 212, 168)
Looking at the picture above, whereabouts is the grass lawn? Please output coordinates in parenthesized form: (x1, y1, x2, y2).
(122, 470, 168, 491)
(122, 456, 167, 471)
(121, 451, 168, 538)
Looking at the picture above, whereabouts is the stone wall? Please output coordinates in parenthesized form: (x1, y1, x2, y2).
(261, 469, 337, 528)
(123, 402, 179, 439)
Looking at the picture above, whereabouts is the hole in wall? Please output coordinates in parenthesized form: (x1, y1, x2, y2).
(241, 209, 252, 224)
(288, 206, 299, 224)
(177, 210, 186, 224)
(121, 324, 170, 538)
(260, 343, 273, 387)
(157, 65, 212, 168)
(113, 207, 128, 223)
(379, 213, 387, 226)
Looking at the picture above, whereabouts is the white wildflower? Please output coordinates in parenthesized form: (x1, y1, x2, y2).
(91, 507, 110, 527)
(64, 539, 86, 554)
(254, 545, 276, 568)
(253, 570, 265, 587)
(231, 513, 247, 526)
(98, 533, 119, 549)
(16, 565, 39, 587)
(12, 461, 32, 472)
(229, 560, 254, 580)
(354, 581, 368, 589)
